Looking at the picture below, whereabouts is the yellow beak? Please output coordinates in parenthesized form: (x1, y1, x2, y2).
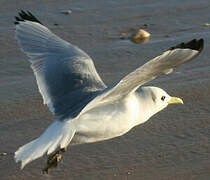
(168, 97, 184, 104)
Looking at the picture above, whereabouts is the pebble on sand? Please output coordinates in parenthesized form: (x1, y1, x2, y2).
(204, 23, 210, 27)
(1, 152, 7, 156)
(130, 29, 151, 44)
(61, 10, 72, 15)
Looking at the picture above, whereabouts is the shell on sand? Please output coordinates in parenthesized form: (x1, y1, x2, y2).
(130, 29, 151, 44)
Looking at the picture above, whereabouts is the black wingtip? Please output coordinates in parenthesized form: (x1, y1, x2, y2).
(14, 10, 43, 25)
(169, 38, 204, 52)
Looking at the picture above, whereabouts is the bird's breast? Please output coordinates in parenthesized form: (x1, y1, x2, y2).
(71, 93, 143, 144)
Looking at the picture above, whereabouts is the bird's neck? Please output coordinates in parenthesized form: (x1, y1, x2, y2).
(133, 92, 159, 126)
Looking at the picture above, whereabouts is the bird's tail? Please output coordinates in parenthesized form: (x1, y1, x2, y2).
(14, 119, 76, 169)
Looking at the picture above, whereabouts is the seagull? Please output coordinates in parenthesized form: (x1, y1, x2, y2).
(14, 11, 204, 173)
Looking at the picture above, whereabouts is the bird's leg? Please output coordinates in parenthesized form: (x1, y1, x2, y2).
(42, 147, 67, 174)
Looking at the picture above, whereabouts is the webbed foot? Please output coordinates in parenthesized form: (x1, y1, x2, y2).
(42, 148, 67, 174)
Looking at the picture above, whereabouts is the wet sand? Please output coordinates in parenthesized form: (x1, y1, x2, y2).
(1, 0, 210, 179)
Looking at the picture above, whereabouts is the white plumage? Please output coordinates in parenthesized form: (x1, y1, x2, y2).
(14, 11, 203, 170)
(15, 120, 75, 169)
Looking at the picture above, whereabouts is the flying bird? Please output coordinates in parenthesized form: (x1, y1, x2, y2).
(14, 11, 204, 173)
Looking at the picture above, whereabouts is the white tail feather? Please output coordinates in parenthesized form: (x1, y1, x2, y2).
(14, 120, 76, 169)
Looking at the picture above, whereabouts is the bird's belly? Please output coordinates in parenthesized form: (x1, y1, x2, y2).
(71, 94, 142, 144)
(71, 114, 132, 144)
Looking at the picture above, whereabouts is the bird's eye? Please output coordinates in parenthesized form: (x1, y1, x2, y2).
(161, 96, 166, 101)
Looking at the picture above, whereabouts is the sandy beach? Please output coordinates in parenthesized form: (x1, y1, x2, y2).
(1, 0, 210, 179)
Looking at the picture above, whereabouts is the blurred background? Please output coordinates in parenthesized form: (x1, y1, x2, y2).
(0, 0, 210, 179)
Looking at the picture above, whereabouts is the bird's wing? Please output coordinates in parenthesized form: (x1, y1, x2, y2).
(78, 39, 204, 117)
(15, 11, 106, 117)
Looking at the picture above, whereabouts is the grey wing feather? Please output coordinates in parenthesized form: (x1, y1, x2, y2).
(78, 39, 203, 117)
(15, 12, 106, 117)
(104, 39, 204, 100)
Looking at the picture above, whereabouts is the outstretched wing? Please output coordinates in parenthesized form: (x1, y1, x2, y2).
(15, 11, 106, 117)
(78, 39, 204, 116)
(103, 39, 204, 99)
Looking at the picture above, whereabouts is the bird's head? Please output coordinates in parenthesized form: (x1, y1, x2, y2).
(138, 86, 183, 116)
